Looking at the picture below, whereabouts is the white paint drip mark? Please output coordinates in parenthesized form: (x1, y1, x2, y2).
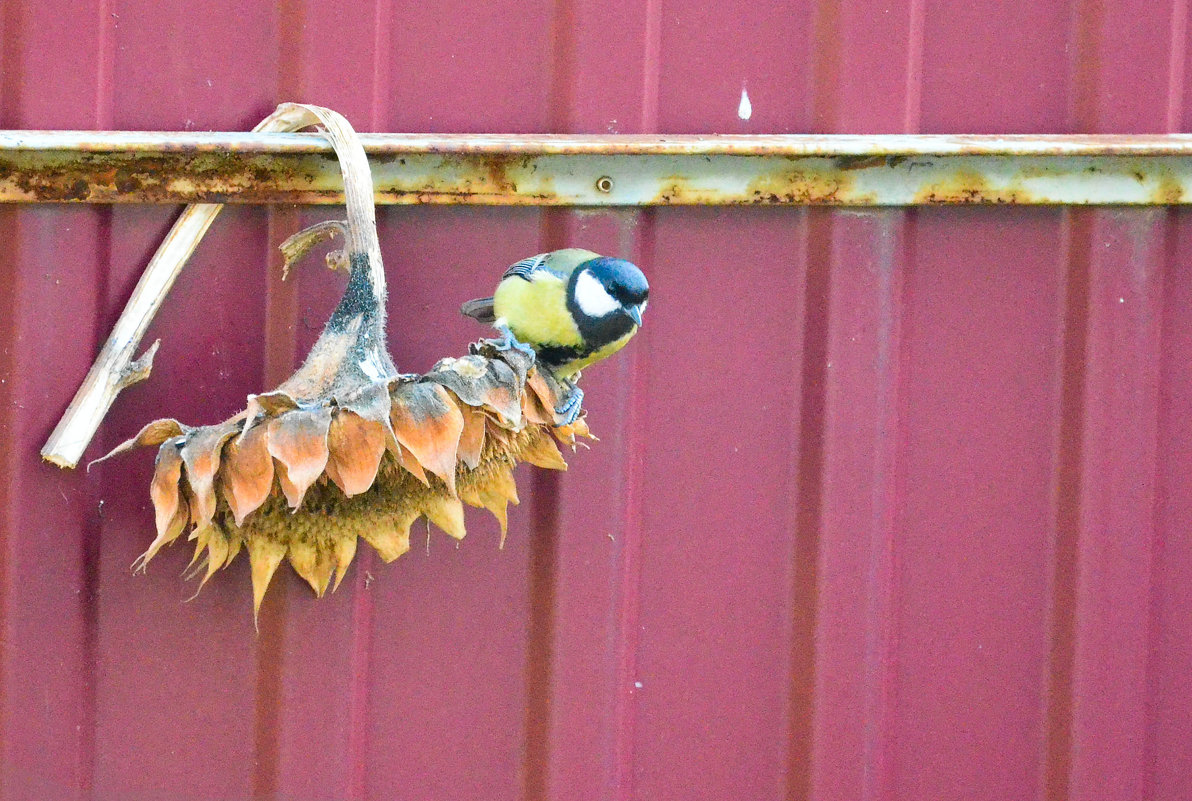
(738, 87, 752, 121)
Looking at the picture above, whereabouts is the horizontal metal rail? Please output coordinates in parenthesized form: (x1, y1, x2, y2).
(5, 132, 1192, 205)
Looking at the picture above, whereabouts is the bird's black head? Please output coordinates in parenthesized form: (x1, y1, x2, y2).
(566, 257, 650, 347)
(586, 257, 649, 307)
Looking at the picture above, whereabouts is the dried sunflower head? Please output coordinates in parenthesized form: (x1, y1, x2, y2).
(102, 343, 589, 619)
(96, 104, 596, 622)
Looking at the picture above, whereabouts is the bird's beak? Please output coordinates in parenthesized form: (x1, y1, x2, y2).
(626, 304, 644, 327)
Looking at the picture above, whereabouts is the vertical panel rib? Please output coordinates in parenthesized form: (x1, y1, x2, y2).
(91, 2, 276, 797)
(903, 0, 925, 132)
(0, 5, 23, 795)
(810, 210, 908, 801)
(810, 4, 921, 800)
(530, 0, 662, 798)
(79, 6, 117, 796)
(0, 2, 111, 797)
(265, 4, 385, 799)
(1149, 20, 1192, 800)
(1165, 0, 1188, 131)
(1144, 213, 1179, 801)
(522, 465, 561, 801)
(1068, 209, 1164, 801)
(610, 213, 651, 801)
(788, 208, 830, 801)
(1044, 3, 1101, 797)
(789, 30, 841, 797)
(519, 8, 574, 790)
(1063, 2, 1176, 800)
(791, 11, 841, 784)
(1043, 209, 1089, 801)
(1150, 15, 1189, 800)
(250, 6, 302, 799)
(1151, 208, 1192, 801)
(614, 8, 661, 797)
(0, 202, 18, 801)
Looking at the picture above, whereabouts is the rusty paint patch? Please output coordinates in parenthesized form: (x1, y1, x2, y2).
(0, 151, 322, 204)
(911, 168, 1027, 205)
(743, 164, 872, 205)
(651, 174, 735, 205)
(1151, 173, 1186, 204)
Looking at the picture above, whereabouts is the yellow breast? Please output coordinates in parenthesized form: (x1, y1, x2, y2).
(551, 328, 637, 378)
(493, 273, 582, 347)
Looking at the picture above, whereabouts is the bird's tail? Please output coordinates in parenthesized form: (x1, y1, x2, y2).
(460, 296, 497, 324)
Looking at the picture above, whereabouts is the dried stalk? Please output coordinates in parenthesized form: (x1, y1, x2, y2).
(41, 104, 324, 468)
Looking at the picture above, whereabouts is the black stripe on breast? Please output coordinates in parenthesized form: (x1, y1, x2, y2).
(535, 343, 588, 368)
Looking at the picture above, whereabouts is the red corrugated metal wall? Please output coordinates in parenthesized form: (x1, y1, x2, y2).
(2, 1, 1191, 799)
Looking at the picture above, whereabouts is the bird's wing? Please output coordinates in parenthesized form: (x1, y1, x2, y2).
(502, 248, 600, 282)
(501, 253, 552, 282)
(459, 296, 497, 323)
(465, 251, 573, 324)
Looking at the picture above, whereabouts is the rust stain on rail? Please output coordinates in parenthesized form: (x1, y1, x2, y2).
(1151, 174, 1185, 204)
(0, 151, 314, 203)
(2, 146, 1192, 205)
(743, 164, 874, 204)
(912, 168, 1029, 204)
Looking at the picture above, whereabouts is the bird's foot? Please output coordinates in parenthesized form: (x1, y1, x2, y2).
(485, 323, 537, 359)
(555, 382, 584, 426)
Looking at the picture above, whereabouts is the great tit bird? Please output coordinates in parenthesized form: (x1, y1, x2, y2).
(460, 248, 649, 422)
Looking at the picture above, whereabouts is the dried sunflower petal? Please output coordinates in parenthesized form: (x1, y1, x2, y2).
(247, 536, 288, 624)
(179, 422, 239, 529)
(221, 422, 275, 526)
(422, 494, 466, 540)
(361, 513, 416, 563)
(267, 408, 332, 508)
(332, 535, 358, 592)
(456, 403, 487, 470)
(519, 432, 569, 471)
(93, 418, 188, 466)
(325, 410, 385, 498)
(460, 464, 519, 546)
(287, 539, 336, 597)
(148, 440, 185, 541)
(390, 383, 464, 493)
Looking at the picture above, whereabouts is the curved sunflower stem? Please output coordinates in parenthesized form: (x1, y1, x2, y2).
(271, 104, 397, 403)
(41, 103, 354, 469)
(272, 104, 386, 314)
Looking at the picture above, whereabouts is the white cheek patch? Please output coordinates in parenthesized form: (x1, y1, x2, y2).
(574, 270, 621, 318)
